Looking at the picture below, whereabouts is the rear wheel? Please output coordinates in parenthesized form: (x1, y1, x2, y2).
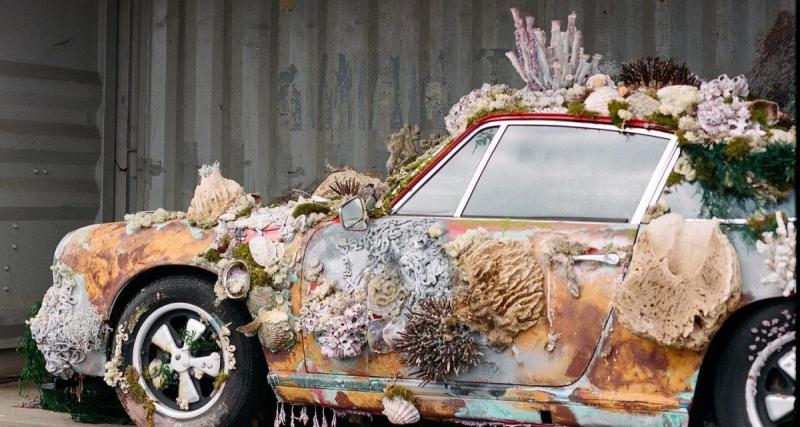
(713, 299, 796, 427)
(112, 274, 268, 425)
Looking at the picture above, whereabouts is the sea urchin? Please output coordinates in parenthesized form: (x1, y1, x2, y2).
(395, 297, 482, 385)
(620, 56, 701, 89)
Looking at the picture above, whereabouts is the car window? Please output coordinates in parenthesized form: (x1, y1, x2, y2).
(462, 125, 669, 222)
(395, 126, 498, 216)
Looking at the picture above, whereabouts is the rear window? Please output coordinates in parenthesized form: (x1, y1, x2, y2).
(462, 125, 669, 222)
(395, 126, 497, 216)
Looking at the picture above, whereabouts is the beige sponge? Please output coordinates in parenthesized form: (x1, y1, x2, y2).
(613, 214, 741, 350)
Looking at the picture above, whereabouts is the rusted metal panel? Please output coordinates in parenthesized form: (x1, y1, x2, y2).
(55, 220, 214, 318)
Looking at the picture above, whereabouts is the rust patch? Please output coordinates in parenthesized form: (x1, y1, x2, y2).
(549, 403, 578, 426)
(334, 391, 356, 409)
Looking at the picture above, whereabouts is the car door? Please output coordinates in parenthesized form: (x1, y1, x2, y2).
(301, 120, 676, 387)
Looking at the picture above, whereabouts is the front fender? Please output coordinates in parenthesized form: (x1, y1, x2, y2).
(32, 219, 214, 378)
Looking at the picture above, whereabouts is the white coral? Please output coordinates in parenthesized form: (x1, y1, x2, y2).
(657, 85, 700, 117)
(756, 212, 796, 297)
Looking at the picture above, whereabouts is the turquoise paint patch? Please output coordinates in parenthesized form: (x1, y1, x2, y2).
(455, 399, 542, 423)
(569, 404, 688, 427)
(186, 221, 206, 239)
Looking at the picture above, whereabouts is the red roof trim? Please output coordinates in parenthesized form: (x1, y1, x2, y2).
(388, 112, 674, 210)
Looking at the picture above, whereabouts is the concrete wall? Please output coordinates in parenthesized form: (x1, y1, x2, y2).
(116, 0, 796, 215)
(0, 0, 112, 350)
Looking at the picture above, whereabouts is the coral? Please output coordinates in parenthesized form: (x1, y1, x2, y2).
(748, 11, 796, 114)
(313, 169, 385, 201)
(755, 212, 796, 297)
(104, 324, 128, 389)
(626, 91, 661, 119)
(444, 83, 518, 135)
(123, 208, 186, 233)
(656, 85, 700, 118)
(187, 162, 252, 227)
(395, 298, 481, 384)
(619, 56, 701, 89)
(505, 8, 601, 91)
(513, 88, 568, 113)
(28, 264, 106, 378)
(366, 269, 408, 318)
(541, 238, 590, 298)
(643, 200, 671, 223)
(300, 282, 369, 358)
(696, 75, 751, 138)
(449, 236, 545, 348)
(613, 214, 741, 350)
(384, 124, 422, 175)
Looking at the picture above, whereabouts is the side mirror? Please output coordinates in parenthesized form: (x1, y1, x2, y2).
(339, 197, 368, 231)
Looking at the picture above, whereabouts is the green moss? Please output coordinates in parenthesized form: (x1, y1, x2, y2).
(665, 172, 685, 187)
(724, 137, 751, 160)
(465, 105, 528, 128)
(645, 112, 680, 129)
(750, 108, 770, 127)
(675, 129, 690, 146)
(235, 205, 253, 219)
(232, 243, 270, 287)
(124, 366, 155, 427)
(179, 328, 221, 357)
(212, 372, 229, 392)
(566, 102, 599, 117)
(607, 99, 630, 128)
(384, 385, 416, 404)
(199, 247, 222, 263)
(291, 202, 330, 218)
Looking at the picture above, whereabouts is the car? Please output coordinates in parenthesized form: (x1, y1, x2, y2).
(30, 113, 795, 427)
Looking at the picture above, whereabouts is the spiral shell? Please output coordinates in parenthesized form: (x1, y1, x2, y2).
(583, 86, 623, 115)
(381, 397, 420, 425)
(187, 163, 247, 226)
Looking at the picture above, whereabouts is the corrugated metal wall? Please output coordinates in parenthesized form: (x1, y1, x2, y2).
(118, 0, 796, 215)
(0, 0, 110, 349)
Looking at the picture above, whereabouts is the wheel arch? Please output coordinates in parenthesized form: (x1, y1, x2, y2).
(689, 296, 794, 425)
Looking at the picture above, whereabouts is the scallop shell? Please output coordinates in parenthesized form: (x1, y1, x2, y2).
(258, 319, 295, 352)
(583, 86, 623, 115)
(249, 236, 284, 267)
(246, 285, 275, 317)
(382, 397, 420, 425)
(187, 163, 247, 226)
(221, 260, 250, 299)
(381, 316, 407, 350)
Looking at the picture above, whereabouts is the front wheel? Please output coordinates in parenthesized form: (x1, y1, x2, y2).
(714, 299, 796, 427)
(111, 274, 268, 425)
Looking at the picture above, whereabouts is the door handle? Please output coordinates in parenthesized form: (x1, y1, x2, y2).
(571, 253, 620, 265)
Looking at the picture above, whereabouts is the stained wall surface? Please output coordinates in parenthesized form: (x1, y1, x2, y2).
(0, 0, 110, 349)
(116, 0, 797, 215)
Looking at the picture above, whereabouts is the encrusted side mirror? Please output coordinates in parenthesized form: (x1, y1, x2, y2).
(340, 197, 368, 231)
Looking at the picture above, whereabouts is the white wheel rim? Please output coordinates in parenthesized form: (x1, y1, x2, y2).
(132, 302, 230, 420)
(745, 331, 796, 427)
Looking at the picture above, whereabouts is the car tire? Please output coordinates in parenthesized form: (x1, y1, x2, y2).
(713, 298, 796, 427)
(112, 273, 269, 426)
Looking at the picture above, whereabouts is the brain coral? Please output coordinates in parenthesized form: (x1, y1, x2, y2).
(612, 214, 741, 350)
(449, 235, 545, 348)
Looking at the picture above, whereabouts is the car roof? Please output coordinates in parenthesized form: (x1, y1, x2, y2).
(388, 112, 674, 210)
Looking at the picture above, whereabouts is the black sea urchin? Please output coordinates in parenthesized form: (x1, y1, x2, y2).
(620, 56, 701, 89)
(395, 297, 482, 385)
(329, 177, 363, 197)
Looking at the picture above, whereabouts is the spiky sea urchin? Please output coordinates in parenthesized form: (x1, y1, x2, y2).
(620, 56, 701, 89)
(395, 298, 482, 385)
(329, 177, 364, 197)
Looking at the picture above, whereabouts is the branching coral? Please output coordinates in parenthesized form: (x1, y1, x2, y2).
(756, 212, 796, 297)
(696, 74, 751, 138)
(300, 282, 369, 358)
(447, 233, 545, 348)
(395, 298, 482, 385)
(187, 162, 254, 227)
(619, 56, 701, 89)
(506, 8, 601, 91)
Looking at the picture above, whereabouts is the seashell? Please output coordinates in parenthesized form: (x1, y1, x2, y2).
(749, 99, 780, 125)
(258, 319, 295, 352)
(221, 260, 250, 299)
(583, 86, 623, 115)
(586, 73, 614, 89)
(246, 285, 275, 317)
(249, 236, 280, 267)
(382, 397, 420, 425)
(187, 163, 247, 227)
(382, 316, 407, 349)
(367, 319, 391, 353)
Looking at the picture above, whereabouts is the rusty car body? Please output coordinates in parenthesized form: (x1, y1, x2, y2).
(39, 114, 795, 426)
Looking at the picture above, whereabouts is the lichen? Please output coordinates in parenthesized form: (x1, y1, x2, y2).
(291, 202, 330, 218)
(383, 385, 416, 404)
(212, 372, 229, 392)
(124, 208, 186, 233)
(123, 366, 155, 427)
